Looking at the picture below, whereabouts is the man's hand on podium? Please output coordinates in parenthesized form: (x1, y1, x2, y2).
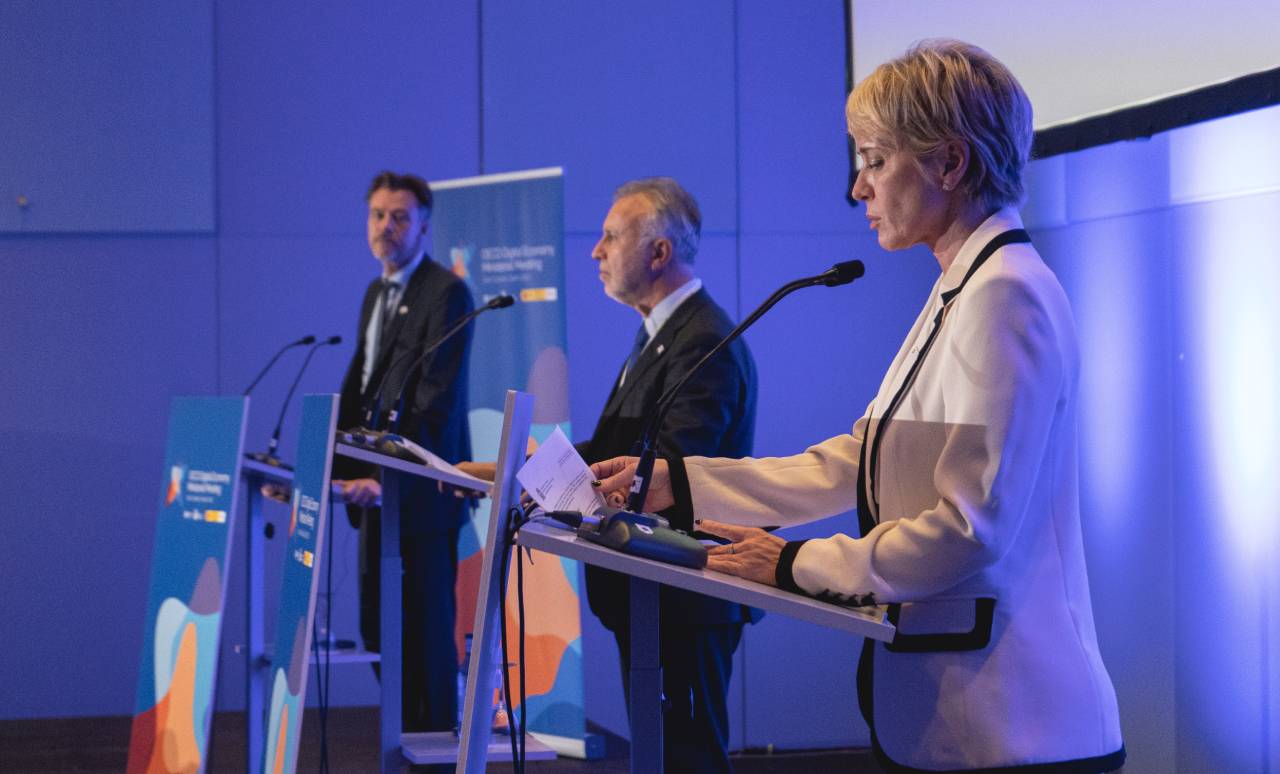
(336, 478, 381, 507)
(260, 482, 291, 503)
(450, 462, 494, 499)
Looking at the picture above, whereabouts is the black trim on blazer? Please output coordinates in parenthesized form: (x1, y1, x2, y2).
(885, 598, 995, 653)
(865, 229, 1030, 521)
(872, 740, 1126, 774)
(862, 634, 1125, 773)
(664, 454, 695, 532)
(774, 540, 807, 594)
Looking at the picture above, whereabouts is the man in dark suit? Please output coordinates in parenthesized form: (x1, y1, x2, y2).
(581, 177, 758, 773)
(333, 170, 474, 733)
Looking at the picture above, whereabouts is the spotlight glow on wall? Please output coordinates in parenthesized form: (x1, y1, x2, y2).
(1180, 126, 1280, 572)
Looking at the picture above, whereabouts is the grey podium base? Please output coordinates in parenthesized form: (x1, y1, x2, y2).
(259, 645, 381, 666)
(401, 730, 557, 765)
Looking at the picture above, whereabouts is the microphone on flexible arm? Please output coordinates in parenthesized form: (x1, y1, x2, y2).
(361, 293, 516, 463)
(242, 335, 316, 395)
(523, 262, 866, 572)
(625, 260, 865, 513)
(246, 336, 343, 469)
(343, 344, 429, 444)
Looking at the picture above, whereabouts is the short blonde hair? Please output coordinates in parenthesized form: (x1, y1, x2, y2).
(846, 40, 1033, 211)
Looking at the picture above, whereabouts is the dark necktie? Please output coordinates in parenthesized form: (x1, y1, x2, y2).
(619, 324, 650, 387)
(367, 280, 399, 371)
(380, 280, 402, 332)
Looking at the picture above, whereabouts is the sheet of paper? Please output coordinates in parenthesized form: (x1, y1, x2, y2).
(386, 435, 490, 490)
(516, 426, 606, 514)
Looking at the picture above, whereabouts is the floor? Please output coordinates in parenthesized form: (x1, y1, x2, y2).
(0, 706, 885, 773)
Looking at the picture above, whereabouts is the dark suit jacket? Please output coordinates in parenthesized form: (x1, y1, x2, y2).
(579, 287, 758, 629)
(336, 256, 474, 536)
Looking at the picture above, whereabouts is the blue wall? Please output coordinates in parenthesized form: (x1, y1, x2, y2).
(1, 3, 1277, 771)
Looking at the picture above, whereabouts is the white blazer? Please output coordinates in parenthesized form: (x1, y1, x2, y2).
(684, 209, 1124, 771)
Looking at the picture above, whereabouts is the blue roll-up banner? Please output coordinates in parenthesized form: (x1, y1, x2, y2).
(259, 394, 339, 774)
(432, 168, 589, 753)
(128, 396, 248, 774)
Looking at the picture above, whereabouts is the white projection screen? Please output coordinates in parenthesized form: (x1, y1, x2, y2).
(849, 1, 1280, 154)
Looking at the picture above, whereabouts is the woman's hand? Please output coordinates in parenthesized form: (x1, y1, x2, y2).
(589, 456, 674, 512)
(700, 519, 784, 586)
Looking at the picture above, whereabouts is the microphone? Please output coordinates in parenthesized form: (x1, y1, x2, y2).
(246, 336, 342, 469)
(242, 335, 316, 395)
(383, 293, 514, 434)
(625, 260, 864, 512)
(543, 507, 706, 569)
(818, 260, 865, 287)
(347, 293, 515, 443)
(352, 345, 425, 437)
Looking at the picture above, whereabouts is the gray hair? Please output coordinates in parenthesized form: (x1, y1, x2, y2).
(612, 177, 701, 264)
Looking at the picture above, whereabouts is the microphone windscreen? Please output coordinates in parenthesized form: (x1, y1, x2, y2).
(298, 334, 318, 345)
(489, 293, 516, 309)
(325, 335, 343, 345)
(824, 260, 865, 286)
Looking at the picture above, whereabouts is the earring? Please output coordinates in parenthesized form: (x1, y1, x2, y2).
(942, 182, 954, 191)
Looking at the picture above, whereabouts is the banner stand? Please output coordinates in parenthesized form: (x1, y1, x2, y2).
(127, 397, 249, 774)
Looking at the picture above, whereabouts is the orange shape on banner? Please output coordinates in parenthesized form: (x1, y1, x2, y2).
(157, 622, 201, 774)
(272, 704, 290, 774)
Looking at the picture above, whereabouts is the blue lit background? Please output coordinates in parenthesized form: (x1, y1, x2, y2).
(0, 3, 1275, 771)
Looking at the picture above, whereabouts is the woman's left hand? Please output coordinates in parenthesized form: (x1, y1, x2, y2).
(700, 519, 785, 586)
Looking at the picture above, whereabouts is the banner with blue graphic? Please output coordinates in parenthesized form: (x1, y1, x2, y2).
(260, 394, 339, 774)
(127, 397, 248, 774)
(432, 168, 586, 748)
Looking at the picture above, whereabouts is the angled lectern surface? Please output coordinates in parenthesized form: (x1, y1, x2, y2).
(336, 390, 553, 772)
(515, 518, 896, 773)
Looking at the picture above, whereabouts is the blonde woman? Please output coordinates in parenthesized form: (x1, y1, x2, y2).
(593, 41, 1125, 773)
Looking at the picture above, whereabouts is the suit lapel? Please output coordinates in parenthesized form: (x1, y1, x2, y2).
(602, 289, 710, 415)
(369, 258, 432, 383)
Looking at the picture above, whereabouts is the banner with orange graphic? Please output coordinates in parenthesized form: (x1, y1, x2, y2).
(127, 397, 248, 774)
(260, 394, 339, 774)
(432, 169, 588, 751)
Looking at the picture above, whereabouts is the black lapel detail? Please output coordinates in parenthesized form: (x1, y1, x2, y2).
(864, 229, 1030, 521)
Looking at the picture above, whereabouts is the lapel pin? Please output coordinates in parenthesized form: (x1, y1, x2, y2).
(398, 305, 409, 315)
(656, 344, 665, 356)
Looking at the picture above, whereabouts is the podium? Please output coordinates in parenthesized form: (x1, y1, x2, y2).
(514, 519, 897, 773)
(334, 390, 554, 772)
(238, 458, 361, 772)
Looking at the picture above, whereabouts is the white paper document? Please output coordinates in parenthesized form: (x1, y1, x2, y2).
(384, 434, 490, 490)
(516, 426, 606, 514)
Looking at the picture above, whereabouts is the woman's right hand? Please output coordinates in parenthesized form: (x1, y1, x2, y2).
(590, 456, 675, 512)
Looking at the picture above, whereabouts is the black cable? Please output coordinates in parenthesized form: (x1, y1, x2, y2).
(321, 500, 335, 773)
(309, 616, 327, 773)
(307, 502, 337, 774)
(499, 508, 521, 772)
(516, 537, 528, 768)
